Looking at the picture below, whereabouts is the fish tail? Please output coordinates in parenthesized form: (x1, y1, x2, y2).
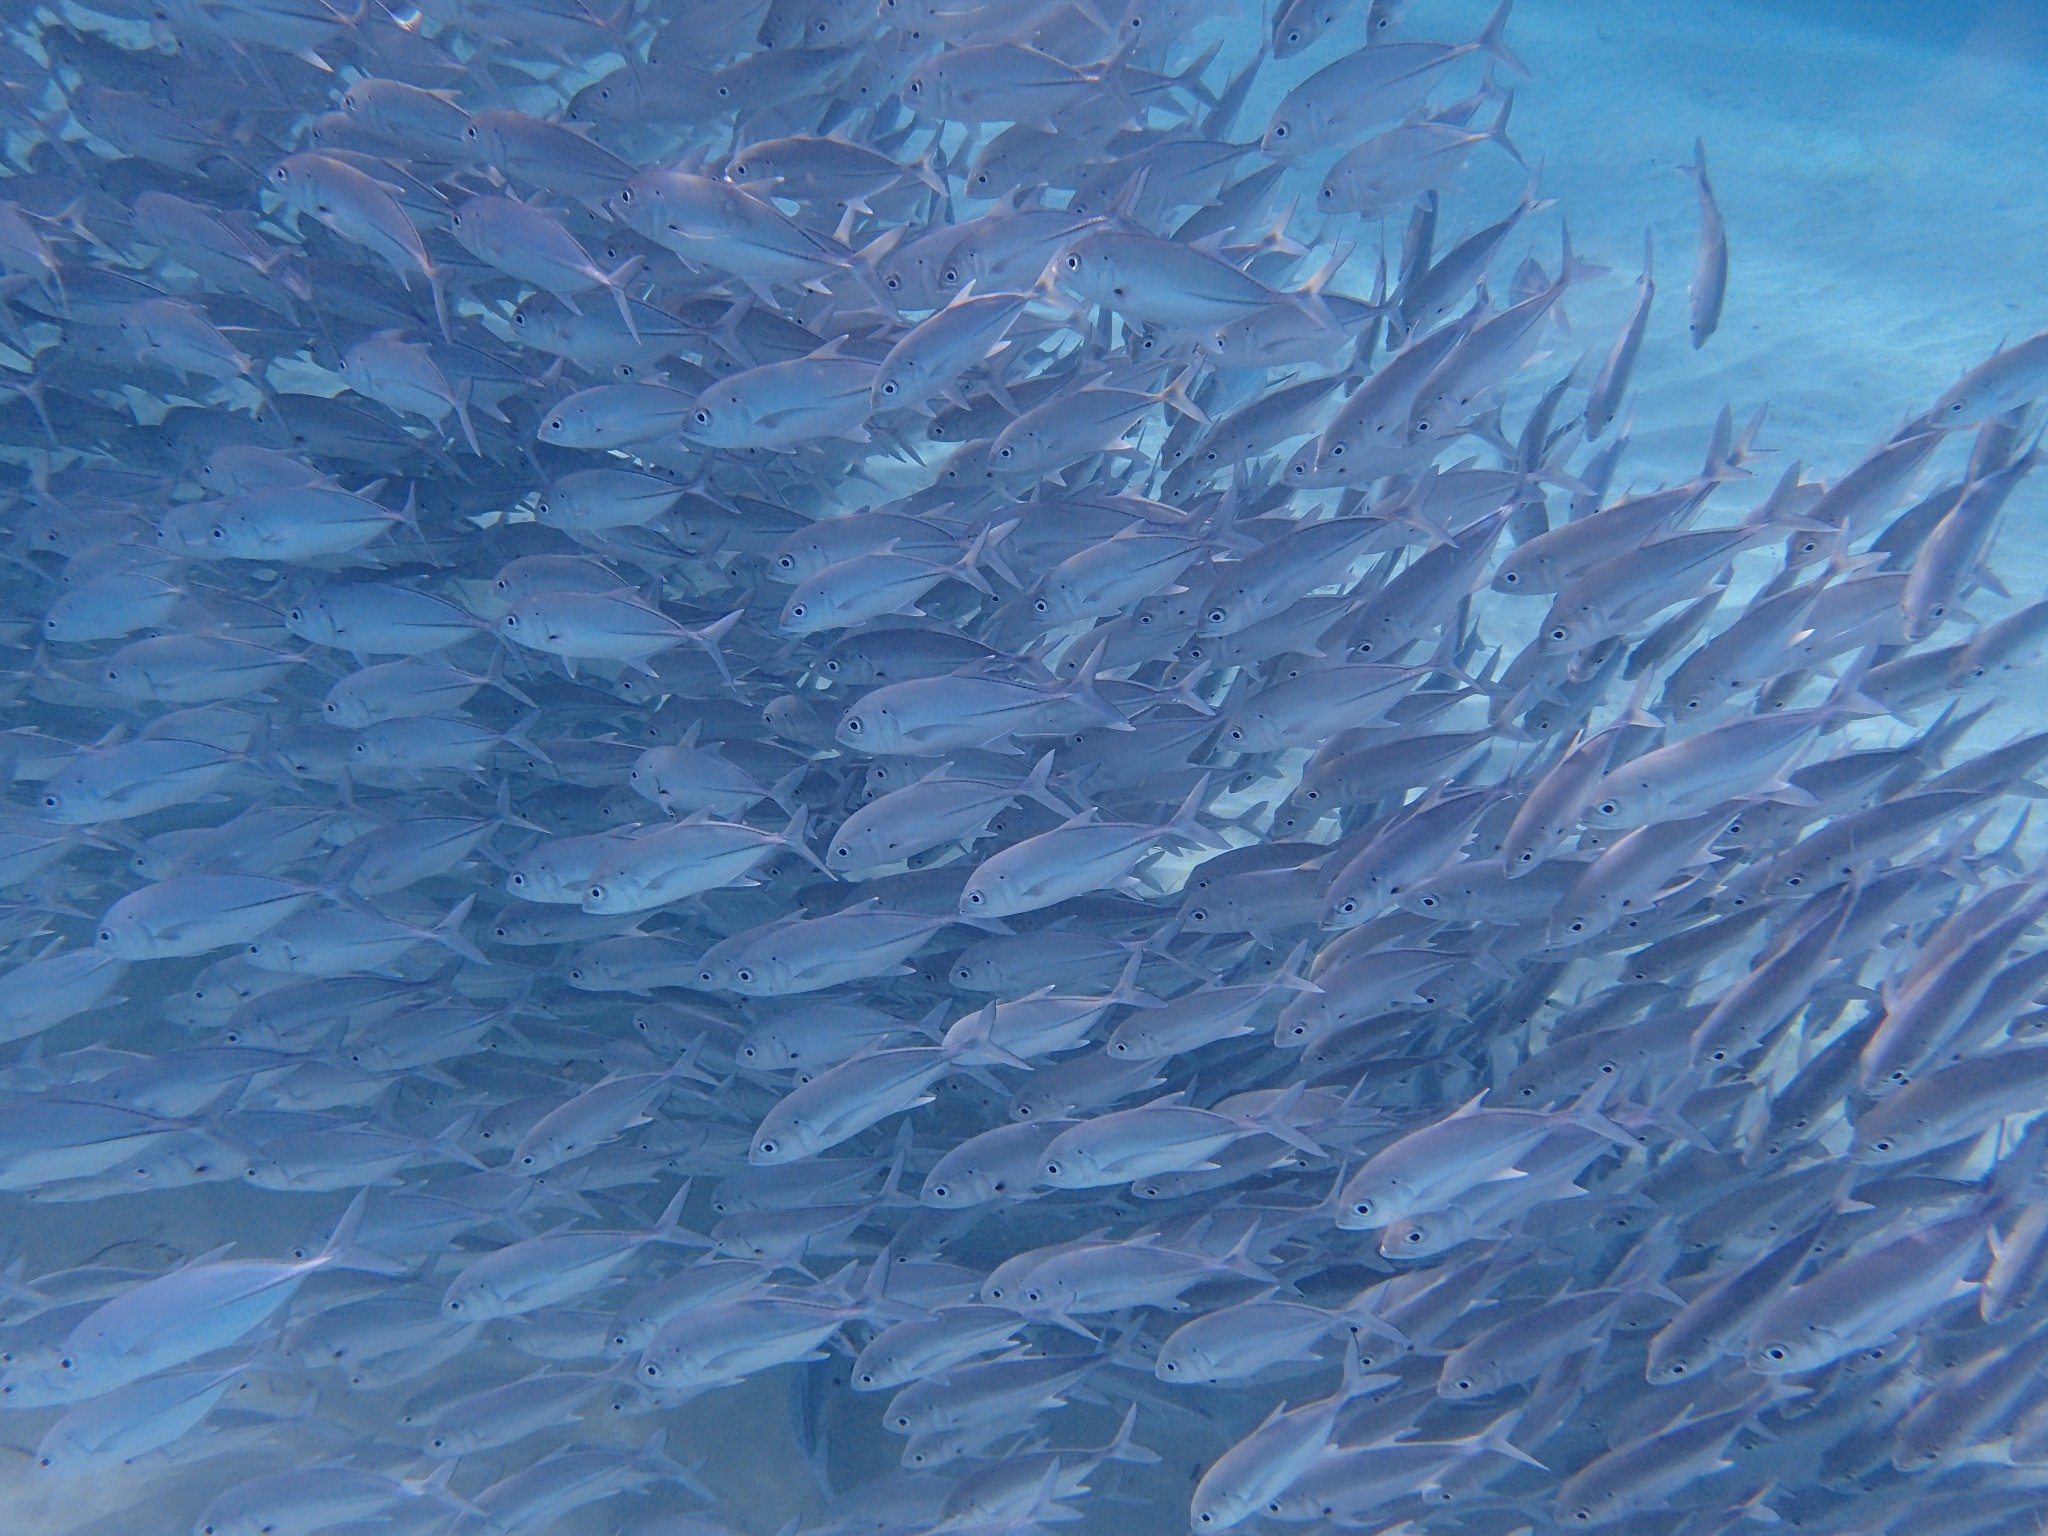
(1062, 638, 1135, 731)
(428, 894, 490, 967)
(606, 254, 647, 342)
(319, 1189, 410, 1276)
(1486, 90, 1526, 169)
(781, 803, 832, 876)
(1477, 0, 1530, 78)
(1021, 749, 1076, 817)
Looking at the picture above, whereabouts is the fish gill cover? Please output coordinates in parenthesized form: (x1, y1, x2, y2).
(0, 0, 2043, 1531)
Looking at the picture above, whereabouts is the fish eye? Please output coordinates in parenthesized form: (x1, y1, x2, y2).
(1351, 1202, 1370, 1217)
(758, 1139, 777, 1155)
(846, 718, 862, 733)
(1550, 627, 1568, 641)
(464, 124, 478, 138)
(694, 410, 710, 425)
(1273, 123, 1288, 139)
(98, 929, 113, 943)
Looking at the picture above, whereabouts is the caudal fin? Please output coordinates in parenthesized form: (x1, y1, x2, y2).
(316, 1189, 410, 1276)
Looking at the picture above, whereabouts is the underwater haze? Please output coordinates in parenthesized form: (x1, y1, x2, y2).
(3, 1, 2048, 1533)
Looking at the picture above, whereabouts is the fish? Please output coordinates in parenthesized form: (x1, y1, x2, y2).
(828, 751, 1071, 875)
(1746, 1209, 1992, 1375)
(1335, 1086, 1637, 1230)
(1683, 138, 1729, 347)
(0, 2, 2042, 1531)
(441, 1185, 699, 1321)
(1932, 329, 2048, 427)
(1584, 232, 1653, 440)
(0, 1192, 400, 1404)
(1259, 1, 1524, 158)
(959, 777, 1219, 917)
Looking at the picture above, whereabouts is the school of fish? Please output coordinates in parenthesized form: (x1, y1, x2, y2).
(0, 0, 2046, 1531)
